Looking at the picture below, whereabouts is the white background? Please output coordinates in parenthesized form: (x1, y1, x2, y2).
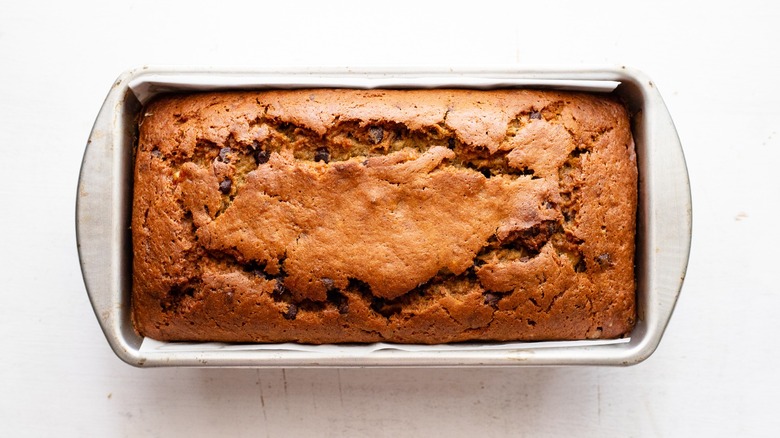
(1, 1, 779, 436)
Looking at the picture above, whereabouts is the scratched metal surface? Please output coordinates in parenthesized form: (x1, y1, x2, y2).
(2, 0, 780, 436)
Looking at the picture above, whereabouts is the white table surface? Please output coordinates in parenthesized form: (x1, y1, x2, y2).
(2, 1, 779, 436)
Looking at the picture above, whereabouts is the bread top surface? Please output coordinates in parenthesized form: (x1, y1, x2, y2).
(132, 89, 636, 343)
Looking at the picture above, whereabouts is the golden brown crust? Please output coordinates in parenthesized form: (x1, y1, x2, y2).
(132, 89, 636, 343)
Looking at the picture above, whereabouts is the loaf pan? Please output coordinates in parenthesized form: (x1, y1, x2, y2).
(76, 66, 691, 367)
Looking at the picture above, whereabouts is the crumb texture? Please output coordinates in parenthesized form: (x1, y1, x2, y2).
(132, 89, 637, 343)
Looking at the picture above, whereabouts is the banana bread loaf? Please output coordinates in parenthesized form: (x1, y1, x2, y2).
(132, 88, 637, 343)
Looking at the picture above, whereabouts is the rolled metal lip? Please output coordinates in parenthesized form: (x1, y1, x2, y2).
(76, 66, 691, 367)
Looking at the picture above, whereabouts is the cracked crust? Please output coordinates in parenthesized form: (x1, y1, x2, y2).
(131, 89, 637, 343)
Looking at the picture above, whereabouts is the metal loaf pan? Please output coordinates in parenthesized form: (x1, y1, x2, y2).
(77, 67, 691, 367)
